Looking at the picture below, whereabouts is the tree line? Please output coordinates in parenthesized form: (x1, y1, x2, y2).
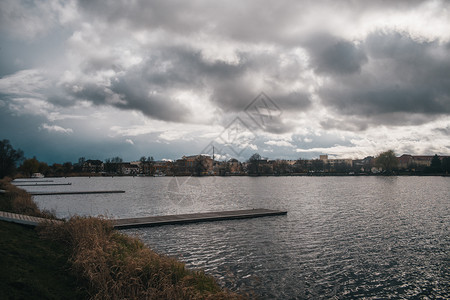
(1, 140, 449, 179)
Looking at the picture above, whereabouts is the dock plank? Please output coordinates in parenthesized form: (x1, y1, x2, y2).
(113, 208, 287, 229)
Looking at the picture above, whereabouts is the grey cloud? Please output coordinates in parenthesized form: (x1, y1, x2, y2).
(274, 91, 312, 111)
(110, 77, 192, 123)
(0, 0, 57, 39)
(320, 118, 369, 132)
(76, 0, 212, 35)
(209, 52, 314, 114)
(66, 45, 249, 122)
(68, 1, 444, 130)
(320, 112, 441, 132)
(67, 83, 108, 105)
(262, 118, 296, 135)
(80, 56, 123, 74)
(75, 0, 430, 46)
(67, 44, 314, 124)
(162, 47, 247, 86)
(435, 126, 450, 136)
(318, 31, 450, 129)
(47, 92, 76, 108)
(241, 91, 312, 135)
(304, 33, 368, 75)
(67, 79, 191, 123)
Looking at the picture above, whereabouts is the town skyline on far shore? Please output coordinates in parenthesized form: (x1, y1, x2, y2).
(17, 151, 450, 178)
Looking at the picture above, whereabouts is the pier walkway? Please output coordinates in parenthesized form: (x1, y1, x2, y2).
(112, 209, 287, 229)
(29, 190, 125, 195)
(13, 183, 72, 187)
(1, 209, 287, 229)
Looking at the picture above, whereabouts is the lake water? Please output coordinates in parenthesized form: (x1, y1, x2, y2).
(24, 176, 449, 299)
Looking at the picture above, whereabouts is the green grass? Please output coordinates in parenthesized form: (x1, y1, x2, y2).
(0, 220, 88, 299)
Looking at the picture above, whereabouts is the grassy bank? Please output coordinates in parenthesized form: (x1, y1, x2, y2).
(0, 220, 88, 299)
(0, 179, 244, 299)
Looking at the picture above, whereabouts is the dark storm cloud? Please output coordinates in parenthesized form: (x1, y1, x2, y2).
(66, 45, 249, 122)
(304, 33, 368, 75)
(208, 51, 314, 114)
(111, 77, 192, 123)
(154, 47, 247, 87)
(67, 44, 313, 124)
(67, 83, 109, 105)
(320, 118, 369, 132)
(261, 118, 295, 135)
(64, 45, 255, 122)
(271, 91, 311, 111)
(318, 31, 450, 128)
(67, 79, 191, 123)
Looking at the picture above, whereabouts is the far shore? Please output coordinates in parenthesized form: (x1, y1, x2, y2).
(14, 172, 450, 179)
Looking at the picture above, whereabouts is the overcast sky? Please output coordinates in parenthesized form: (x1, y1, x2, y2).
(1, 0, 449, 164)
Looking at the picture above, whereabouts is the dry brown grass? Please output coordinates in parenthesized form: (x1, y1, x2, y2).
(39, 216, 246, 300)
(0, 178, 55, 219)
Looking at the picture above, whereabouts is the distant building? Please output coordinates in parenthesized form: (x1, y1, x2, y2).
(121, 163, 140, 175)
(153, 161, 171, 175)
(319, 155, 353, 171)
(228, 158, 242, 174)
(352, 156, 375, 173)
(397, 154, 449, 170)
(129, 161, 142, 173)
(82, 160, 104, 173)
(174, 155, 213, 175)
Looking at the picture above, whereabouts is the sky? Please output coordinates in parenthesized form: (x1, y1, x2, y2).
(1, 0, 450, 164)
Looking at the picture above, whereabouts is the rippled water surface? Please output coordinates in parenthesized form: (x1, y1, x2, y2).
(27, 176, 449, 299)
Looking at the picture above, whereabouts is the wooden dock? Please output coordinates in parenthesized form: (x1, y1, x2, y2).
(113, 208, 287, 229)
(0, 209, 287, 229)
(14, 183, 72, 187)
(12, 180, 54, 183)
(0, 211, 62, 227)
(30, 190, 125, 195)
